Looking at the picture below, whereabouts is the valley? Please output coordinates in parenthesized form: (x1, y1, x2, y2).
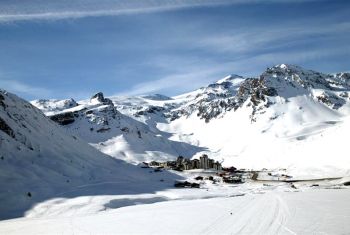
(1, 64, 350, 234)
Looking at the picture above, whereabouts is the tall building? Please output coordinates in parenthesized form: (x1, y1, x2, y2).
(183, 159, 192, 170)
(191, 159, 200, 169)
(177, 156, 184, 166)
(213, 161, 222, 171)
(200, 154, 209, 169)
(208, 159, 214, 169)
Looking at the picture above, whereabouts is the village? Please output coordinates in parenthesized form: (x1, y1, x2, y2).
(141, 154, 258, 188)
(147, 154, 223, 171)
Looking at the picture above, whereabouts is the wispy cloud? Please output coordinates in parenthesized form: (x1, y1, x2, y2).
(181, 22, 350, 55)
(0, 79, 53, 99)
(0, 0, 345, 100)
(0, 0, 321, 23)
(115, 66, 225, 96)
(116, 44, 350, 97)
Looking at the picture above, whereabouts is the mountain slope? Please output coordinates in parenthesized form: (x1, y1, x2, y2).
(161, 64, 350, 177)
(31, 92, 205, 163)
(0, 89, 177, 219)
(31, 64, 350, 178)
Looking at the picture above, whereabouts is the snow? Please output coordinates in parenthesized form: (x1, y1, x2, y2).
(1, 172, 350, 234)
(28, 65, 350, 178)
(2, 64, 350, 234)
(30, 98, 78, 116)
(161, 97, 350, 178)
(0, 90, 182, 219)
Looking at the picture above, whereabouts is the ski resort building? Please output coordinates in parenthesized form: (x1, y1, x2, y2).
(148, 155, 222, 171)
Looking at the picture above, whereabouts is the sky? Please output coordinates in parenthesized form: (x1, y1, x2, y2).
(0, 0, 349, 101)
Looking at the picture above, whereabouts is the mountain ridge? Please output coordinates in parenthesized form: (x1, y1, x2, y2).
(27, 64, 350, 177)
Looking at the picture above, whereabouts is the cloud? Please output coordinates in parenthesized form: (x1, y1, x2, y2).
(115, 44, 350, 97)
(187, 22, 350, 55)
(0, 0, 322, 23)
(115, 67, 226, 96)
(0, 79, 53, 99)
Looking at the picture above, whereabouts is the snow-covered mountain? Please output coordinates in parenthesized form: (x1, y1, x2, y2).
(31, 92, 204, 164)
(0, 89, 178, 219)
(162, 65, 350, 176)
(31, 64, 350, 178)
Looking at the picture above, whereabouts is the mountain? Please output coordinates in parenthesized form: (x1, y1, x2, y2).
(31, 98, 78, 116)
(31, 64, 350, 178)
(169, 64, 349, 122)
(32, 92, 204, 164)
(0, 89, 178, 219)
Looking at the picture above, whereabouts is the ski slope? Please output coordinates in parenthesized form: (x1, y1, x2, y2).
(1, 181, 349, 235)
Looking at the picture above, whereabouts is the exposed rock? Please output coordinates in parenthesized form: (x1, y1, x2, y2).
(50, 112, 76, 125)
(335, 72, 350, 86)
(96, 127, 111, 133)
(121, 127, 129, 133)
(142, 94, 173, 101)
(90, 92, 113, 106)
(168, 64, 349, 123)
(0, 116, 15, 138)
(136, 106, 165, 116)
(0, 94, 6, 110)
(316, 92, 345, 109)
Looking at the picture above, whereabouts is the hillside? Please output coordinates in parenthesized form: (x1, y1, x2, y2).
(0, 90, 178, 219)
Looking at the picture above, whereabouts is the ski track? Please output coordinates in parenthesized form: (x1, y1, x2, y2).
(200, 192, 299, 235)
(1, 188, 350, 234)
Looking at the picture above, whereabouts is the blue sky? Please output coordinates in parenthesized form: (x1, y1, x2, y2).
(0, 0, 349, 100)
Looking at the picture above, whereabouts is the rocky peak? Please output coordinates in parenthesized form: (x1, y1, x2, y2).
(215, 74, 243, 84)
(169, 65, 349, 123)
(91, 92, 105, 102)
(337, 72, 350, 80)
(90, 92, 113, 106)
(262, 64, 332, 91)
(334, 72, 350, 86)
(263, 64, 309, 78)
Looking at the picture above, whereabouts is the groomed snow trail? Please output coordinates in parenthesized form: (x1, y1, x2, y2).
(199, 192, 293, 235)
(1, 189, 350, 234)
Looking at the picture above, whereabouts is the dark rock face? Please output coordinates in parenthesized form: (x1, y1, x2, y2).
(316, 92, 346, 109)
(96, 127, 111, 133)
(337, 72, 350, 81)
(190, 77, 278, 122)
(196, 98, 238, 123)
(238, 78, 278, 103)
(50, 112, 76, 125)
(91, 92, 105, 102)
(135, 106, 165, 116)
(0, 94, 6, 110)
(0, 116, 15, 138)
(0, 91, 15, 138)
(335, 73, 350, 87)
(90, 92, 113, 105)
(121, 127, 129, 133)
